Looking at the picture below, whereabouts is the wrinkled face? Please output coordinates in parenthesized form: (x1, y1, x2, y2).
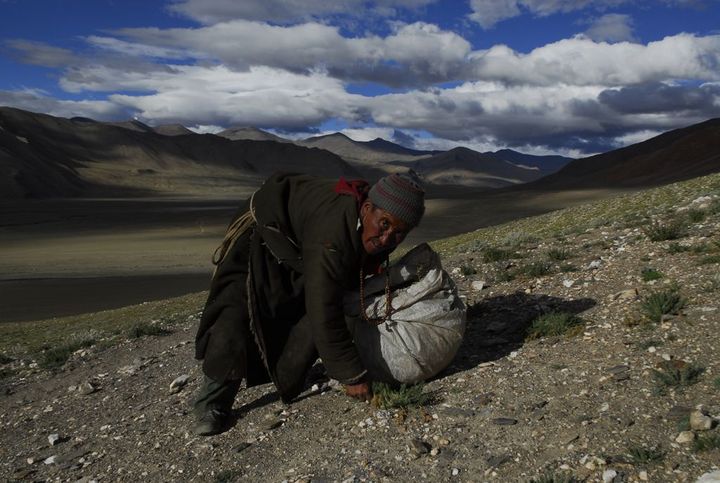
(360, 201, 411, 255)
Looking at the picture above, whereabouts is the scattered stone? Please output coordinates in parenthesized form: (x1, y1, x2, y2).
(562, 279, 574, 288)
(696, 470, 720, 483)
(471, 280, 485, 291)
(410, 439, 429, 456)
(690, 410, 714, 431)
(43, 455, 57, 465)
(491, 418, 518, 426)
(602, 469, 617, 483)
(430, 448, 440, 456)
(78, 382, 96, 395)
(48, 433, 60, 446)
(638, 470, 648, 481)
(451, 468, 459, 476)
(588, 260, 602, 270)
(600, 402, 610, 412)
(613, 288, 638, 301)
(675, 431, 695, 443)
(169, 374, 190, 394)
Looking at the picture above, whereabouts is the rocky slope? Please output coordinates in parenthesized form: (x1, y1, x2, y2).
(2, 174, 720, 482)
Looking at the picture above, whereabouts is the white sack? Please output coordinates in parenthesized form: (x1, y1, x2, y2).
(345, 244, 466, 384)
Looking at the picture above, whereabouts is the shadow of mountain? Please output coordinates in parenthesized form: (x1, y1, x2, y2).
(442, 292, 597, 377)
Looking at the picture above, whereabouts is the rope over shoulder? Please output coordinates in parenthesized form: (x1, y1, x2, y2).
(211, 190, 257, 277)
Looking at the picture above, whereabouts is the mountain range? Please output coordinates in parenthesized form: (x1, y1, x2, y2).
(1, 106, 719, 199)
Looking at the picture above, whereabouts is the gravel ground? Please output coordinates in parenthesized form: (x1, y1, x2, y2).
(1, 193, 720, 483)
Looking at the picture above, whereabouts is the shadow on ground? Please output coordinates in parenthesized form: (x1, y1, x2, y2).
(443, 292, 596, 377)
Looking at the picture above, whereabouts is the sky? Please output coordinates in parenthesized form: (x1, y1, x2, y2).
(1, 0, 720, 157)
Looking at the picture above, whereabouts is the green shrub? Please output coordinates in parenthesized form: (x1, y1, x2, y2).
(527, 312, 583, 339)
(693, 433, 720, 452)
(520, 261, 552, 278)
(639, 285, 687, 322)
(38, 338, 96, 370)
(641, 268, 664, 282)
(667, 242, 691, 254)
(652, 361, 704, 392)
(482, 247, 514, 263)
(495, 270, 516, 282)
(460, 264, 477, 276)
(126, 322, 171, 339)
(372, 382, 428, 409)
(687, 208, 706, 223)
(626, 445, 665, 464)
(547, 248, 572, 261)
(643, 219, 687, 241)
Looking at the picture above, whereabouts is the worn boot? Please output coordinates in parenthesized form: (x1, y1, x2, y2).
(192, 376, 241, 436)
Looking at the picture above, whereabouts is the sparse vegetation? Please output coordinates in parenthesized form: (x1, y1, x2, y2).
(693, 433, 720, 453)
(643, 219, 687, 242)
(559, 263, 578, 273)
(372, 382, 429, 409)
(651, 361, 705, 393)
(38, 337, 96, 370)
(127, 322, 171, 339)
(460, 264, 477, 276)
(641, 267, 663, 282)
(714, 376, 720, 389)
(687, 208, 707, 223)
(637, 339, 664, 350)
(698, 254, 720, 265)
(527, 312, 583, 339)
(667, 242, 691, 254)
(547, 248, 571, 261)
(482, 247, 515, 263)
(626, 445, 665, 464)
(639, 285, 687, 322)
(519, 261, 552, 278)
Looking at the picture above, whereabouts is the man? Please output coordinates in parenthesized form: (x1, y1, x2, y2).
(193, 171, 425, 436)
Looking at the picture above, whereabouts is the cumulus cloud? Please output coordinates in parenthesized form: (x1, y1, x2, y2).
(4, 40, 79, 67)
(0, 89, 127, 120)
(168, 0, 438, 24)
(583, 13, 637, 42)
(468, 0, 628, 28)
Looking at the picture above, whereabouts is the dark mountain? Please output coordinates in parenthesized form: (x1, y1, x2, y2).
(0, 107, 360, 198)
(298, 132, 431, 167)
(217, 127, 291, 143)
(362, 137, 436, 157)
(528, 118, 720, 190)
(490, 149, 572, 173)
(153, 124, 195, 136)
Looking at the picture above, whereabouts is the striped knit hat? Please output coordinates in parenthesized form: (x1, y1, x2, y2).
(368, 171, 425, 227)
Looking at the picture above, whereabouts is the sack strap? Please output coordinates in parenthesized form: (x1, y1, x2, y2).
(211, 191, 257, 277)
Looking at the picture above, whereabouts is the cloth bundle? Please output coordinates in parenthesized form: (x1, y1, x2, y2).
(344, 243, 466, 384)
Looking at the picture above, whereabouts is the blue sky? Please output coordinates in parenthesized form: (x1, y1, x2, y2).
(2, 0, 720, 156)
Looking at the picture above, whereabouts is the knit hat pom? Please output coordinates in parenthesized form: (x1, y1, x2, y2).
(368, 171, 425, 227)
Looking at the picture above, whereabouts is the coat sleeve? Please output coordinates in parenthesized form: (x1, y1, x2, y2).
(303, 241, 367, 384)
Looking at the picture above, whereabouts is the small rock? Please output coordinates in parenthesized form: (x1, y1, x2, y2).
(638, 470, 648, 481)
(696, 470, 720, 483)
(78, 382, 96, 395)
(690, 410, 714, 431)
(430, 448, 440, 456)
(491, 417, 518, 426)
(602, 469, 617, 483)
(169, 374, 190, 394)
(600, 402, 610, 412)
(48, 433, 60, 446)
(43, 455, 56, 465)
(613, 288, 638, 301)
(26, 457, 34, 464)
(438, 437, 450, 446)
(675, 431, 695, 443)
(410, 439, 429, 456)
(562, 279, 574, 288)
(588, 260, 602, 270)
(471, 280, 485, 291)
(451, 468, 459, 476)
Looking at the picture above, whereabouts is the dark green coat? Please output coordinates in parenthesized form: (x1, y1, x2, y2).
(195, 173, 373, 401)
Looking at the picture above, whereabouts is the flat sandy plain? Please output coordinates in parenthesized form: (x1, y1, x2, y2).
(0, 186, 623, 322)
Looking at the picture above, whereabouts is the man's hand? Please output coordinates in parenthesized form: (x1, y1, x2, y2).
(344, 381, 373, 402)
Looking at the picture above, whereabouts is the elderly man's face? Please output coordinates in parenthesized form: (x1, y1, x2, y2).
(359, 201, 410, 255)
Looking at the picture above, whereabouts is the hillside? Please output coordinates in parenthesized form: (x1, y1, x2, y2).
(530, 118, 720, 190)
(216, 127, 292, 143)
(298, 132, 433, 167)
(2, 172, 719, 481)
(0, 108, 360, 199)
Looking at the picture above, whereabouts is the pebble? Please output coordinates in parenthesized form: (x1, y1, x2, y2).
(491, 418, 518, 426)
(410, 439, 429, 456)
(562, 279, 574, 288)
(588, 260, 602, 270)
(451, 468, 459, 476)
(613, 288, 638, 301)
(602, 469, 617, 483)
(169, 374, 190, 394)
(48, 433, 60, 446)
(638, 470, 648, 481)
(78, 382, 96, 395)
(690, 410, 714, 431)
(471, 280, 485, 291)
(599, 402, 610, 412)
(675, 431, 695, 443)
(430, 448, 440, 456)
(43, 455, 56, 465)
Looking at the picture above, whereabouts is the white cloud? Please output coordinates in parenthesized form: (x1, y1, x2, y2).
(468, 33, 720, 86)
(0, 89, 126, 120)
(187, 124, 225, 133)
(468, 0, 631, 28)
(168, 0, 438, 24)
(611, 129, 664, 147)
(583, 13, 637, 43)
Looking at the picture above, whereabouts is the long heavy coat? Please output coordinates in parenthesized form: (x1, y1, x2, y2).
(195, 173, 375, 402)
